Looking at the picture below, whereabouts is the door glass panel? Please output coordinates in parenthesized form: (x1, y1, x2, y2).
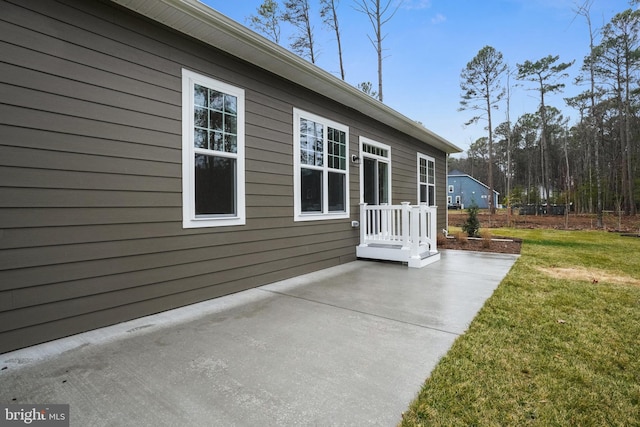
(363, 157, 376, 204)
(378, 162, 389, 204)
(364, 157, 389, 205)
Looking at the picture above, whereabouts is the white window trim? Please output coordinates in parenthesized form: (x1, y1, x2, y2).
(417, 153, 436, 206)
(182, 68, 246, 228)
(293, 108, 350, 221)
(359, 137, 392, 204)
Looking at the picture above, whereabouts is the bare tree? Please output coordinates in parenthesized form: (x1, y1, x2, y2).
(460, 46, 508, 214)
(320, 0, 345, 80)
(353, 0, 402, 102)
(283, 0, 317, 63)
(248, 0, 282, 44)
(574, 0, 604, 227)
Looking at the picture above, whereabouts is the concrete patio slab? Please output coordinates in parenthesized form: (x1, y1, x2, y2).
(0, 250, 518, 426)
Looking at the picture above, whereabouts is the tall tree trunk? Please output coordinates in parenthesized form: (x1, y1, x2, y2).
(486, 82, 495, 214)
(586, 10, 603, 227)
(576, 0, 601, 224)
(320, 0, 345, 80)
(624, 63, 636, 215)
(354, 0, 400, 103)
(539, 89, 551, 208)
(336, 25, 345, 80)
(305, 2, 316, 64)
(376, 2, 383, 102)
(506, 72, 513, 224)
(616, 84, 628, 215)
(564, 129, 571, 228)
(283, 0, 316, 63)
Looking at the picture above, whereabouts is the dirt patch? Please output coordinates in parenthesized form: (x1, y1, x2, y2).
(537, 266, 640, 286)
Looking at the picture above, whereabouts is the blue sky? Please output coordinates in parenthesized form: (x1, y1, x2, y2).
(202, 0, 632, 155)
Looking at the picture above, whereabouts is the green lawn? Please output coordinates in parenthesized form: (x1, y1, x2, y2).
(401, 229, 640, 426)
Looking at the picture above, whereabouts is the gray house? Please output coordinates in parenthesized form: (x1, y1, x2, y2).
(0, 0, 461, 353)
(447, 170, 499, 209)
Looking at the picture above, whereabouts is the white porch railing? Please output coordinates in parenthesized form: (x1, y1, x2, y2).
(356, 202, 440, 268)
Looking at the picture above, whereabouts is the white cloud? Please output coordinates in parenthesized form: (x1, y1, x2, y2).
(401, 0, 432, 10)
(431, 13, 446, 24)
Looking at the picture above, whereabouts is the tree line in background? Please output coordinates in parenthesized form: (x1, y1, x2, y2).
(247, 0, 400, 102)
(454, 0, 640, 226)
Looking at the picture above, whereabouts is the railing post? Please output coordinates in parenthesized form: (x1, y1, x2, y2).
(410, 205, 420, 259)
(430, 205, 438, 252)
(401, 202, 410, 249)
(359, 202, 367, 247)
(380, 203, 388, 240)
(419, 202, 428, 247)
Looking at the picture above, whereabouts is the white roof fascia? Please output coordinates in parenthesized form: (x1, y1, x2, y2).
(111, 0, 462, 154)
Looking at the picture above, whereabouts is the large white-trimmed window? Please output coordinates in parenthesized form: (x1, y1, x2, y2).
(418, 153, 436, 206)
(182, 69, 245, 228)
(293, 108, 349, 221)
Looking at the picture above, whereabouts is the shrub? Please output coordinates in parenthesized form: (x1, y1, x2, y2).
(456, 231, 468, 245)
(462, 203, 481, 237)
(480, 229, 492, 248)
(436, 232, 447, 246)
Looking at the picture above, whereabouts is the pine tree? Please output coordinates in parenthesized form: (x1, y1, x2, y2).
(462, 203, 481, 237)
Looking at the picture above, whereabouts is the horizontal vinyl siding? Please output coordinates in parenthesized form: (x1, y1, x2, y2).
(0, 0, 445, 353)
(0, 255, 345, 353)
(0, 239, 355, 331)
(0, 0, 360, 353)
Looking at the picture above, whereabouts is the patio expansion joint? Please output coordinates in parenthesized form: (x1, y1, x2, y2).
(258, 289, 462, 337)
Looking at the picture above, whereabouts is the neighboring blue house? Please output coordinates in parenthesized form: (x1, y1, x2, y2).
(447, 170, 499, 209)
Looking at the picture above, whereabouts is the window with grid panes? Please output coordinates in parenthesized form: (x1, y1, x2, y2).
(418, 153, 436, 206)
(182, 69, 245, 228)
(293, 109, 349, 221)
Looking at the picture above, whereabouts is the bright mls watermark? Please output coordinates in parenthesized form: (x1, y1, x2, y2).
(0, 405, 69, 426)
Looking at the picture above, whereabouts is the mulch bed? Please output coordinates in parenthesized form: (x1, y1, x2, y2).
(439, 236, 522, 254)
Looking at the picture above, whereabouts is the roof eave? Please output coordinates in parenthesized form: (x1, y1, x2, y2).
(111, 0, 462, 154)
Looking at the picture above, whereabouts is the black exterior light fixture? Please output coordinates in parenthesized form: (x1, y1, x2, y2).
(351, 154, 360, 165)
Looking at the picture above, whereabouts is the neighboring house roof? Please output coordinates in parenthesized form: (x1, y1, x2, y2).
(447, 171, 500, 195)
(111, 0, 462, 155)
